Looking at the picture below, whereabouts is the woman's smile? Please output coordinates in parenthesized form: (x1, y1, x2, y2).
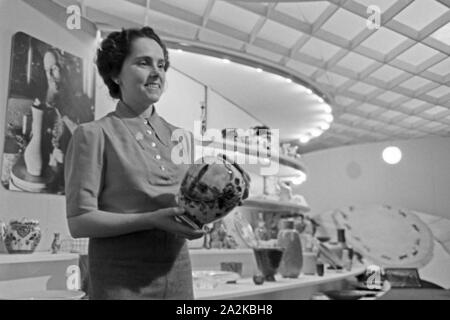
(145, 82, 161, 89)
(117, 37, 167, 112)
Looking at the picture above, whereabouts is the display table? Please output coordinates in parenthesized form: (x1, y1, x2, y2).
(0, 252, 79, 295)
(379, 288, 450, 300)
(194, 265, 365, 300)
(0, 252, 78, 264)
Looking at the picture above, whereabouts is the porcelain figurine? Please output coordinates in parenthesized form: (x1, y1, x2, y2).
(278, 180, 293, 202)
(4, 218, 42, 253)
(51, 232, 61, 254)
(177, 154, 251, 229)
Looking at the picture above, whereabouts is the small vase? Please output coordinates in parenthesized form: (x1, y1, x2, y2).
(4, 219, 42, 254)
(24, 102, 44, 176)
(277, 219, 303, 278)
(302, 251, 318, 275)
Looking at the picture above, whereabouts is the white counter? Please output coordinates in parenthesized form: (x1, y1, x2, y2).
(0, 252, 79, 264)
(194, 265, 365, 300)
(0, 252, 79, 295)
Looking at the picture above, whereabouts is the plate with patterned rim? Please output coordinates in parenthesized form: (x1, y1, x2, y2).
(321, 204, 434, 268)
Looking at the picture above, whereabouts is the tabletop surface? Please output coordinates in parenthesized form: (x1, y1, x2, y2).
(194, 265, 365, 299)
(379, 288, 450, 300)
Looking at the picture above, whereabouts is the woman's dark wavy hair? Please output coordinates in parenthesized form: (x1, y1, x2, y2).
(96, 27, 170, 99)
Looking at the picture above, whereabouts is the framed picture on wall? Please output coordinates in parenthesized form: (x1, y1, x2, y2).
(1, 32, 95, 194)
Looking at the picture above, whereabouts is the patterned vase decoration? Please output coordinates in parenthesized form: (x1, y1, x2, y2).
(0, 220, 6, 240)
(177, 154, 251, 229)
(4, 218, 42, 253)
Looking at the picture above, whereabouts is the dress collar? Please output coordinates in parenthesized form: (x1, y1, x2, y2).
(115, 100, 172, 147)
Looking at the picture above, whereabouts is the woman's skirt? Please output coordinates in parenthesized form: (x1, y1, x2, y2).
(88, 229, 194, 300)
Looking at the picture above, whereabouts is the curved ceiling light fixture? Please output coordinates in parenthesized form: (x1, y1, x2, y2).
(166, 41, 331, 105)
(166, 40, 333, 144)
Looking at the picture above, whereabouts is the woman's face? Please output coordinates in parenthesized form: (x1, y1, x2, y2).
(116, 37, 166, 111)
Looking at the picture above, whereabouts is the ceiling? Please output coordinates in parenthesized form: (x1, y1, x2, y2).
(169, 49, 332, 140)
(52, 0, 450, 153)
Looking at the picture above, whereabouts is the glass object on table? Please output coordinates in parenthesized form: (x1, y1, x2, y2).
(277, 219, 303, 278)
(254, 212, 270, 243)
(253, 247, 284, 282)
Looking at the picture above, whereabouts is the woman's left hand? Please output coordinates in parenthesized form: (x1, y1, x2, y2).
(144, 207, 206, 240)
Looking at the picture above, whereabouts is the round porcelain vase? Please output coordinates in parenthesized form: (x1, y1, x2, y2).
(4, 220, 42, 253)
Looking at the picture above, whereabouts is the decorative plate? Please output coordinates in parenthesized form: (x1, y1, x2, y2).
(329, 204, 434, 268)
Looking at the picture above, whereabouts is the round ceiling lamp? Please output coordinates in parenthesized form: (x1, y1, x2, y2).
(382, 146, 402, 165)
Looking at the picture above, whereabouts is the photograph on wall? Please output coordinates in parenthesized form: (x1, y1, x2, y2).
(1, 32, 95, 194)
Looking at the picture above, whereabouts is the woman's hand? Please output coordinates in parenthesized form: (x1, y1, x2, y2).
(67, 207, 205, 239)
(146, 207, 205, 240)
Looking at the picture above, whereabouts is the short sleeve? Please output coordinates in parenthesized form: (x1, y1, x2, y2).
(64, 123, 105, 218)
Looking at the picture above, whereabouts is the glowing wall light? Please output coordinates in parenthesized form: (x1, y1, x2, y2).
(382, 146, 402, 165)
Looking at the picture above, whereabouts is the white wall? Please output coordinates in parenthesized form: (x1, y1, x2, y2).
(158, 67, 264, 137)
(295, 136, 450, 219)
(0, 0, 98, 251)
(156, 68, 205, 134)
(293, 138, 450, 287)
(207, 90, 261, 133)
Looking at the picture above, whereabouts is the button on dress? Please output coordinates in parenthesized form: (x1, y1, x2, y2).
(64, 101, 194, 299)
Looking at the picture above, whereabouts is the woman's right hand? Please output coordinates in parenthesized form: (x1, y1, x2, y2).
(146, 207, 205, 240)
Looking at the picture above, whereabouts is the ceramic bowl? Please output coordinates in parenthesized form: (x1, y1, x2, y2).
(4, 218, 41, 254)
(253, 247, 284, 281)
(177, 154, 250, 229)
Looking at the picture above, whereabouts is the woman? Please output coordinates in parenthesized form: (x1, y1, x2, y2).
(64, 27, 204, 299)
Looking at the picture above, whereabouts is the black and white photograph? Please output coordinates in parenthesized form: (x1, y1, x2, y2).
(0, 0, 449, 305)
(2, 32, 95, 194)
